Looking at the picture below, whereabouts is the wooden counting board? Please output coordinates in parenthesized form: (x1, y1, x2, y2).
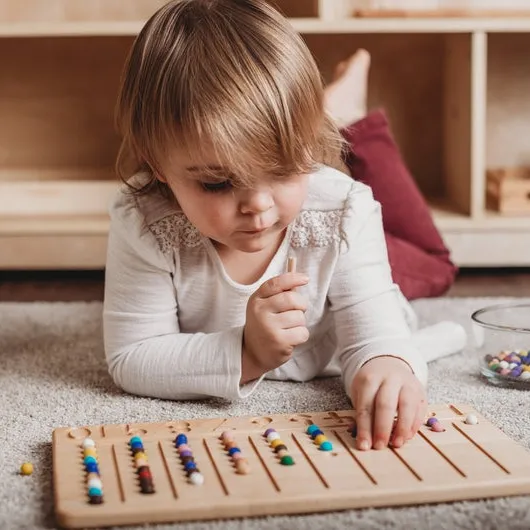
(52, 403, 530, 528)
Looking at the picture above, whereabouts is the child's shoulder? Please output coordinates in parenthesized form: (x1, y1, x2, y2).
(305, 165, 373, 210)
(290, 166, 375, 249)
(109, 172, 201, 255)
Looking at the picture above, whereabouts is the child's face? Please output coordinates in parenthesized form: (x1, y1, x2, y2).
(160, 148, 309, 253)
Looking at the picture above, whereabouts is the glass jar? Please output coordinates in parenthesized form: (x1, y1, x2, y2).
(471, 302, 530, 388)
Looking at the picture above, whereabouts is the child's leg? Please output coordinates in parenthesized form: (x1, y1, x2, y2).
(324, 50, 457, 300)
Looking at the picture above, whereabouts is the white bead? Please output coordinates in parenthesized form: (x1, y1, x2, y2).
(464, 414, 478, 425)
(189, 472, 204, 485)
(88, 477, 103, 490)
(82, 438, 95, 449)
(499, 360, 509, 369)
(509, 362, 518, 370)
(520, 371, 530, 381)
(266, 432, 281, 442)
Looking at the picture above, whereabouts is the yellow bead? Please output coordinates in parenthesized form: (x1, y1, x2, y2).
(20, 462, 33, 475)
(270, 439, 284, 449)
(314, 434, 327, 445)
(134, 452, 147, 461)
(524, 366, 530, 372)
(84, 448, 97, 458)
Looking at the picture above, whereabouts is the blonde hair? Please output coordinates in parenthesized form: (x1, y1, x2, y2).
(115, 0, 343, 192)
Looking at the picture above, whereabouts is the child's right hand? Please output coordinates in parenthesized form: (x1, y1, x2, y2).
(242, 272, 310, 380)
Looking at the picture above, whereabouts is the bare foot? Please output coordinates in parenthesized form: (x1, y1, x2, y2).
(324, 49, 371, 129)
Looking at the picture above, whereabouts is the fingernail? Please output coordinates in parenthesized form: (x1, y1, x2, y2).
(393, 436, 404, 448)
(358, 439, 370, 451)
(374, 440, 385, 450)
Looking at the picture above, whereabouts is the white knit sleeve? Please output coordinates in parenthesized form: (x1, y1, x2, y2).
(328, 184, 428, 400)
(103, 192, 248, 401)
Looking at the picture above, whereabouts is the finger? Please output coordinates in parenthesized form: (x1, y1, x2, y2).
(372, 382, 400, 450)
(353, 378, 381, 451)
(257, 273, 309, 299)
(409, 398, 428, 440)
(275, 309, 306, 330)
(269, 291, 308, 314)
(391, 388, 417, 448)
(281, 326, 310, 347)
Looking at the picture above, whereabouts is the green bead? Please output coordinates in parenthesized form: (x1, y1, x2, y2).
(489, 363, 499, 371)
(280, 455, 295, 466)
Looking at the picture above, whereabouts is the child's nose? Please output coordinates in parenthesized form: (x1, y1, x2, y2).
(239, 188, 274, 214)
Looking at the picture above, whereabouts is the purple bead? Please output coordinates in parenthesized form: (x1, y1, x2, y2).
(264, 428, 276, 437)
(179, 450, 193, 458)
(426, 417, 438, 427)
(510, 366, 524, 377)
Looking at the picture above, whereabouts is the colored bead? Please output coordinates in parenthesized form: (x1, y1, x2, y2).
(175, 434, 188, 447)
(138, 469, 152, 479)
(310, 429, 324, 439)
(85, 462, 99, 474)
(88, 477, 103, 490)
(499, 360, 509, 369)
(227, 447, 241, 456)
(431, 422, 445, 432)
(263, 428, 276, 437)
(426, 417, 438, 427)
(500, 368, 511, 376)
(129, 436, 143, 445)
(520, 371, 530, 380)
(20, 462, 33, 476)
(86, 472, 100, 482)
(84, 456, 97, 466)
(266, 432, 281, 442)
(314, 434, 327, 445)
(277, 449, 289, 458)
(137, 465, 150, 474)
(270, 439, 284, 449)
(306, 425, 320, 435)
(82, 438, 96, 449)
(488, 363, 500, 372)
(184, 461, 197, 471)
(189, 471, 204, 485)
(88, 487, 102, 497)
(221, 431, 234, 442)
(83, 448, 97, 459)
(498, 352, 507, 360)
(511, 366, 524, 377)
(320, 441, 333, 451)
(273, 444, 288, 453)
(509, 362, 519, 370)
(177, 444, 191, 454)
(180, 456, 194, 465)
(236, 460, 251, 475)
(140, 479, 155, 494)
(280, 455, 295, 466)
(464, 414, 478, 425)
(135, 458, 148, 468)
(88, 495, 103, 504)
(224, 440, 238, 449)
(179, 450, 193, 458)
(134, 452, 147, 461)
(232, 451, 245, 461)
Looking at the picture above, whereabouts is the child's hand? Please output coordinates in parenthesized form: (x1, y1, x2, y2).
(351, 356, 427, 451)
(242, 272, 309, 378)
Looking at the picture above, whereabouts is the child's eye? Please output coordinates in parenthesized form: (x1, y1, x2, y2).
(201, 180, 232, 193)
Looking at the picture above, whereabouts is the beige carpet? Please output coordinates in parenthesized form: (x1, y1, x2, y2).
(2, 298, 530, 530)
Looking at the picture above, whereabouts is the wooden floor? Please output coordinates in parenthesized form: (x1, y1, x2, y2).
(1, 268, 530, 301)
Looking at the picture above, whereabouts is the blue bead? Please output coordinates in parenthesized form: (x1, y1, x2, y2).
(84, 456, 97, 466)
(175, 434, 188, 447)
(184, 461, 197, 471)
(228, 447, 241, 456)
(306, 425, 320, 435)
(310, 429, 324, 439)
(88, 487, 102, 497)
(320, 441, 333, 451)
(85, 462, 99, 474)
(129, 436, 143, 445)
(130, 441, 144, 449)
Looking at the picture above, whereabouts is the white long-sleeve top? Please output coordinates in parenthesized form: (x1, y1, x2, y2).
(103, 166, 428, 401)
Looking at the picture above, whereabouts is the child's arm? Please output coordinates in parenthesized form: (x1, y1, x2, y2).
(103, 200, 254, 401)
(328, 182, 428, 446)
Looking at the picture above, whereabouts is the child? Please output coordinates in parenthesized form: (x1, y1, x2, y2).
(104, 0, 460, 453)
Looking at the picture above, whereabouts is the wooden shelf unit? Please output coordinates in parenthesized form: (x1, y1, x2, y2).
(1, 0, 530, 269)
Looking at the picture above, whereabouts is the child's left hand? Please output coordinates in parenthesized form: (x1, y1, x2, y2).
(351, 356, 427, 451)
